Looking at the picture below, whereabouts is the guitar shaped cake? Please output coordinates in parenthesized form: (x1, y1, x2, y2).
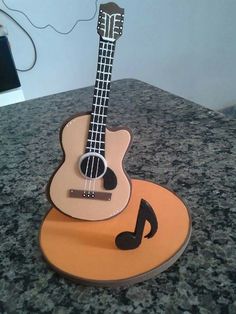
(41, 2, 191, 286)
(47, 3, 131, 220)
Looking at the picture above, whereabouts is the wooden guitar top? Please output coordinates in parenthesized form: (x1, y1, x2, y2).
(39, 179, 191, 287)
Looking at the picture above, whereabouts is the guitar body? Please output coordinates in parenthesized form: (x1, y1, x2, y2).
(48, 113, 132, 220)
(40, 179, 191, 287)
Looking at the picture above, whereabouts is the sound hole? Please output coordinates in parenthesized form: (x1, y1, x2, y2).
(79, 153, 107, 179)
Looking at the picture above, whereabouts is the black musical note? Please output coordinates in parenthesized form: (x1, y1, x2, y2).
(115, 198, 158, 250)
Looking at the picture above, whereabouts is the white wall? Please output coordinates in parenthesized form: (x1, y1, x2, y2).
(1, 0, 236, 109)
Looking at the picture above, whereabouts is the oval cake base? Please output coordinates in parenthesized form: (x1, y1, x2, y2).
(39, 179, 191, 287)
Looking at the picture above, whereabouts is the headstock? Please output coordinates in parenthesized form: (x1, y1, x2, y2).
(97, 2, 124, 42)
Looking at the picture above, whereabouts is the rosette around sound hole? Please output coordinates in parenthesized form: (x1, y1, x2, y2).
(79, 153, 107, 179)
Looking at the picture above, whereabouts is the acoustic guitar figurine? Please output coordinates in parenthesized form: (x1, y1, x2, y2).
(48, 3, 131, 220)
(40, 2, 191, 287)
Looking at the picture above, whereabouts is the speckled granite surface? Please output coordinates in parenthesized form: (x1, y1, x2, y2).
(0, 79, 235, 313)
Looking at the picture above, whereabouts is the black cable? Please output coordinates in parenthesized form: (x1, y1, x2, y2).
(2, 0, 99, 35)
(0, 9, 37, 72)
(0, 1, 99, 72)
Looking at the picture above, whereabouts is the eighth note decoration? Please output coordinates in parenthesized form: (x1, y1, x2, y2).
(39, 2, 191, 287)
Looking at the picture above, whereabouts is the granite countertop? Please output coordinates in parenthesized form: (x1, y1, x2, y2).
(0, 79, 235, 313)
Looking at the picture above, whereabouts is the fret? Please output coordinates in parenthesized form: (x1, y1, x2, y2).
(97, 66, 112, 74)
(98, 59, 112, 66)
(100, 40, 115, 44)
(96, 74, 111, 81)
(96, 87, 109, 94)
(88, 134, 106, 144)
(93, 104, 108, 110)
(98, 50, 114, 57)
(94, 83, 110, 93)
(92, 107, 108, 118)
(97, 65, 112, 73)
(91, 113, 107, 118)
(91, 119, 107, 124)
(99, 47, 114, 53)
(96, 78, 111, 84)
(100, 41, 115, 47)
(92, 103, 108, 107)
(99, 46, 115, 55)
(98, 55, 114, 61)
(97, 70, 111, 75)
(94, 92, 109, 99)
(89, 130, 105, 134)
(88, 139, 105, 143)
(101, 46, 115, 52)
(91, 110, 107, 117)
(86, 147, 105, 152)
(93, 96, 109, 104)
(94, 91, 109, 99)
(96, 69, 111, 75)
(95, 85, 107, 92)
(93, 95, 109, 101)
(99, 44, 115, 50)
(91, 118, 107, 125)
(98, 52, 114, 59)
(90, 121, 106, 126)
(88, 131, 105, 141)
(95, 86, 110, 92)
(97, 68, 111, 75)
(87, 137, 105, 147)
(98, 62, 112, 68)
(96, 74, 111, 82)
(93, 99, 109, 104)
(94, 95, 109, 102)
(88, 133, 105, 142)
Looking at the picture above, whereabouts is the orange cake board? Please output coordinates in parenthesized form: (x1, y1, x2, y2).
(39, 179, 191, 287)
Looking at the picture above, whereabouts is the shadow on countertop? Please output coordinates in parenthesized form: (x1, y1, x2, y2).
(219, 104, 236, 119)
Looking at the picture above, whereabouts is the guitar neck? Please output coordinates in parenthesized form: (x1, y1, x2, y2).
(86, 38, 116, 156)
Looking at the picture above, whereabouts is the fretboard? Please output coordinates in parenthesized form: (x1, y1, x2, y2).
(85, 39, 116, 157)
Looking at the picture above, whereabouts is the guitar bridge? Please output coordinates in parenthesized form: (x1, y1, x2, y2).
(69, 189, 112, 201)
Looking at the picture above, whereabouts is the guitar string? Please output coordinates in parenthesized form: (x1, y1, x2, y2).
(83, 99, 96, 192)
(82, 51, 102, 194)
(83, 39, 108, 194)
(83, 148, 90, 194)
(89, 40, 112, 193)
(93, 41, 110, 181)
(83, 69, 101, 194)
(89, 13, 119, 192)
(92, 41, 114, 192)
(84, 12, 118, 194)
(88, 13, 109, 193)
(83, 48, 103, 193)
(90, 41, 106, 192)
(91, 41, 114, 194)
(93, 40, 113, 182)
